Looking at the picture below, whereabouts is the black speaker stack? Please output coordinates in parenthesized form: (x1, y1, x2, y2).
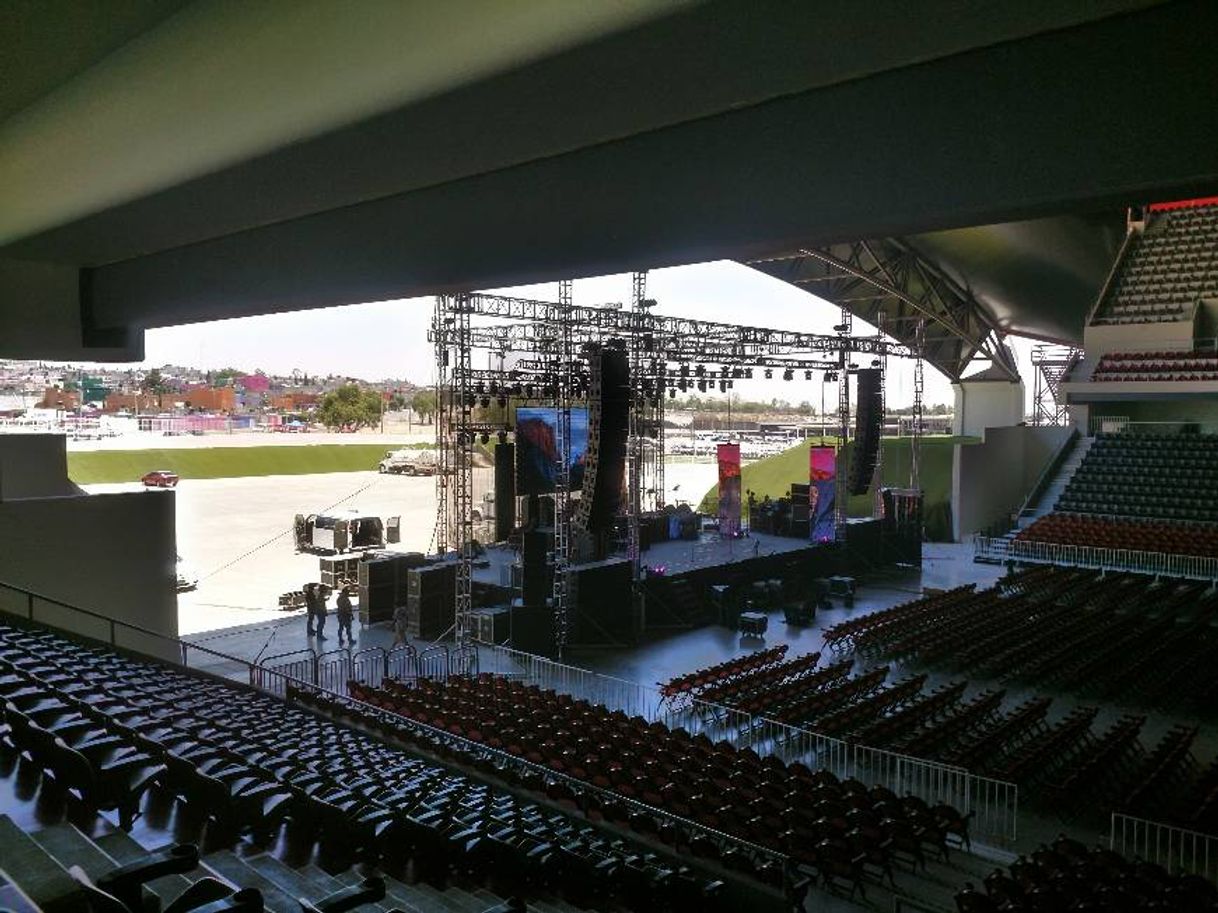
(494, 443, 516, 542)
(405, 563, 457, 640)
(521, 528, 553, 606)
(576, 341, 629, 532)
(849, 368, 883, 495)
(357, 553, 411, 624)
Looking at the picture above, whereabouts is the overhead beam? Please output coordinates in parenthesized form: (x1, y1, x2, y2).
(68, 1, 1218, 341)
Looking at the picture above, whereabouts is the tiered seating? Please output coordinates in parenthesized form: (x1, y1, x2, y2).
(1092, 350, 1218, 382)
(347, 673, 973, 899)
(1092, 200, 1218, 325)
(1017, 513, 1218, 557)
(0, 624, 717, 913)
(1051, 433, 1218, 524)
(954, 833, 1218, 911)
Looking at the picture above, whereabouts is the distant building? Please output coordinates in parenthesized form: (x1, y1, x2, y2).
(238, 373, 271, 393)
(37, 387, 80, 411)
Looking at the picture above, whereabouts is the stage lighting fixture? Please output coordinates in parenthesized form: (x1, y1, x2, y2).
(489, 382, 498, 394)
(764, 369, 773, 379)
(479, 396, 490, 408)
(871, 359, 881, 368)
(718, 380, 727, 393)
(475, 383, 485, 394)
(480, 433, 490, 444)
(805, 370, 813, 380)
(833, 323, 849, 333)
(497, 396, 507, 408)
(783, 369, 794, 381)
(497, 431, 508, 444)
(746, 369, 754, 379)
(680, 364, 689, 376)
(697, 380, 706, 392)
(669, 388, 676, 398)
(695, 365, 705, 377)
(524, 384, 534, 397)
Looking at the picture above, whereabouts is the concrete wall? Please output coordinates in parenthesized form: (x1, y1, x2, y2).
(0, 434, 81, 501)
(953, 425, 1072, 539)
(1083, 317, 1197, 356)
(952, 379, 1026, 437)
(0, 491, 179, 650)
(1085, 399, 1218, 433)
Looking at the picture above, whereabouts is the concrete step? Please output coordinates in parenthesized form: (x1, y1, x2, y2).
(0, 815, 82, 913)
(333, 867, 486, 913)
(94, 827, 198, 906)
(203, 848, 303, 913)
(254, 856, 395, 913)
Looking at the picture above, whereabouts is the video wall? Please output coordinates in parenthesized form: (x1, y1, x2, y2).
(515, 407, 589, 495)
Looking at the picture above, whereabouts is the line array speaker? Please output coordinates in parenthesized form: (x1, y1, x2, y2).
(576, 341, 629, 532)
(849, 368, 883, 496)
(494, 443, 516, 541)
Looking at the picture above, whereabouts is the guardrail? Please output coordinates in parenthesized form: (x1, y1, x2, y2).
(483, 644, 1019, 844)
(975, 536, 1218, 582)
(1087, 416, 1217, 435)
(1110, 813, 1218, 883)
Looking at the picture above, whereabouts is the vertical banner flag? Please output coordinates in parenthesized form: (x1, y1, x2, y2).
(717, 443, 742, 537)
(810, 445, 837, 542)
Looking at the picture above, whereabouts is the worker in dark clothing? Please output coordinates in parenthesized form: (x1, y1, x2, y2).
(336, 586, 354, 646)
(304, 583, 318, 637)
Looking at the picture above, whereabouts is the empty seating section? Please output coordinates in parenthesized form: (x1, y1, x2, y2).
(1018, 513, 1218, 558)
(820, 566, 1218, 830)
(0, 622, 729, 913)
(1049, 432, 1218, 525)
(1092, 201, 1218, 325)
(658, 645, 788, 699)
(954, 833, 1218, 912)
(344, 672, 974, 900)
(1093, 350, 1218, 382)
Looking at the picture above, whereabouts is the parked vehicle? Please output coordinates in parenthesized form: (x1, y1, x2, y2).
(378, 449, 438, 475)
(141, 470, 180, 488)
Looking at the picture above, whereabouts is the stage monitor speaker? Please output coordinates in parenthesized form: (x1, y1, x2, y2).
(494, 443, 516, 541)
(849, 369, 883, 495)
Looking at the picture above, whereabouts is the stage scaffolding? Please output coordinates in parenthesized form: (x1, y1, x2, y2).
(1031, 345, 1079, 427)
(430, 288, 917, 648)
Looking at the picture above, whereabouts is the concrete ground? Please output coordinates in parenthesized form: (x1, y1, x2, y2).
(82, 456, 722, 639)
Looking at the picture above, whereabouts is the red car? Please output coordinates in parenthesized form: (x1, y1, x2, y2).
(141, 470, 180, 488)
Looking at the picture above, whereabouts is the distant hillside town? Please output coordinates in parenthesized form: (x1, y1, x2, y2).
(0, 360, 427, 436)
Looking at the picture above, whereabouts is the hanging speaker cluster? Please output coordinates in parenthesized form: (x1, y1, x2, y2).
(574, 340, 630, 532)
(848, 368, 883, 495)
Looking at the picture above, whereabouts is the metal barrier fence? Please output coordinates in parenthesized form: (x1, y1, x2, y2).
(974, 536, 1218, 582)
(484, 644, 1019, 844)
(1110, 813, 1218, 883)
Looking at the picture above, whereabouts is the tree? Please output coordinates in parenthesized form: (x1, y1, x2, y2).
(388, 393, 407, 412)
(140, 369, 168, 394)
(317, 384, 383, 430)
(411, 389, 438, 423)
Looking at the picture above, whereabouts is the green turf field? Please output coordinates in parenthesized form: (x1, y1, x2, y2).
(697, 436, 973, 541)
(67, 444, 404, 484)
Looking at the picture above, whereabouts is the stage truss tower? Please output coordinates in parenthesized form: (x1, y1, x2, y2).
(835, 303, 851, 539)
(1031, 345, 1078, 426)
(911, 317, 926, 490)
(430, 289, 915, 646)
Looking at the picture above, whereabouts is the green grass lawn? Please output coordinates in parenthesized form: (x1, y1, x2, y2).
(697, 436, 974, 541)
(67, 444, 402, 484)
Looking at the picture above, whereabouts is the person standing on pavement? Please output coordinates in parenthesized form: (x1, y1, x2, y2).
(336, 586, 354, 646)
(392, 602, 409, 646)
(304, 582, 319, 637)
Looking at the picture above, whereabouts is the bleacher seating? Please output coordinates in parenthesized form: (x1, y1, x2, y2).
(1091, 200, 1218, 325)
(1048, 432, 1218, 525)
(0, 622, 720, 913)
(1092, 350, 1218, 382)
(954, 832, 1218, 912)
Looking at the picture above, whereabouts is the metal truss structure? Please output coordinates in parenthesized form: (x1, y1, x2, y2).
(748, 240, 1020, 383)
(911, 318, 926, 489)
(1031, 345, 1079, 426)
(430, 289, 919, 647)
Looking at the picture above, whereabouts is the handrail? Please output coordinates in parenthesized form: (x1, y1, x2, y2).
(1015, 427, 1079, 520)
(975, 536, 1218, 582)
(1085, 223, 1137, 325)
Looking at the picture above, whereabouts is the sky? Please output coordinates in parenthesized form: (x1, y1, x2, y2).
(128, 260, 1038, 410)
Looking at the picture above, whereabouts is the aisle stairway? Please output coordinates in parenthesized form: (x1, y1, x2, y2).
(1012, 434, 1094, 533)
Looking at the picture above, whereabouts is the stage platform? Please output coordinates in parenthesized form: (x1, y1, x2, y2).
(471, 529, 820, 589)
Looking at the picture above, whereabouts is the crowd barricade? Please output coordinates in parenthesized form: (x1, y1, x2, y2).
(974, 536, 1218, 582)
